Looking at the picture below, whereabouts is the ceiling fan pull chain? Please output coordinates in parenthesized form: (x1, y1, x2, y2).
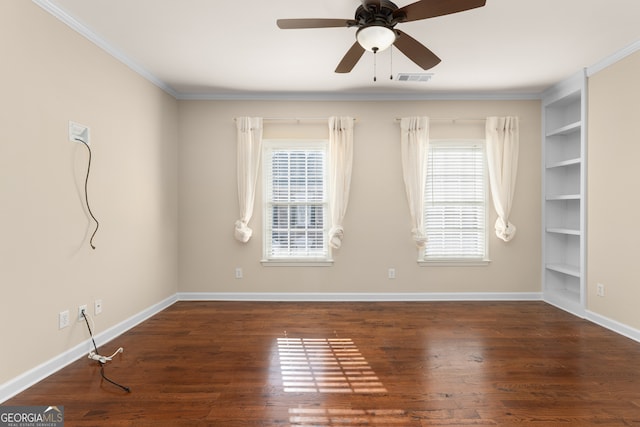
(390, 46, 394, 80)
(373, 47, 378, 82)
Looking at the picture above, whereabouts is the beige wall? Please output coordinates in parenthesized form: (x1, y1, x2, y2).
(0, 2, 178, 384)
(587, 50, 640, 329)
(2, 0, 548, 394)
(178, 99, 541, 295)
(4, 0, 639, 403)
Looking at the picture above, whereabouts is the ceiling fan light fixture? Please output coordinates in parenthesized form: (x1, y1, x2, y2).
(356, 25, 396, 53)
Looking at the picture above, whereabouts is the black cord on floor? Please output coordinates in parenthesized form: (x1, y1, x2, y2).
(82, 311, 131, 393)
(76, 138, 99, 250)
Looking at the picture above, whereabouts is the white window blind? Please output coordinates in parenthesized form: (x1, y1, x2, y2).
(263, 140, 329, 260)
(424, 140, 487, 260)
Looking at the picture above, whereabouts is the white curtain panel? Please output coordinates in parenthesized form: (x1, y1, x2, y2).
(234, 117, 263, 243)
(400, 116, 429, 248)
(328, 116, 354, 249)
(485, 116, 519, 242)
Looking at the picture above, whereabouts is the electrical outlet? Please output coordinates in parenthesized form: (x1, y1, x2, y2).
(78, 304, 87, 322)
(388, 268, 396, 279)
(235, 267, 243, 279)
(59, 310, 70, 329)
(94, 299, 103, 315)
(596, 283, 605, 297)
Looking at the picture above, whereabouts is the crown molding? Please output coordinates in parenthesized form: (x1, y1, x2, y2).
(32, 0, 179, 98)
(587, 39, 640, 77)
(176, 91, 542, 102)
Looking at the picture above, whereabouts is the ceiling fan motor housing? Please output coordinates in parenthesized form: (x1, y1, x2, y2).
(355, 0, 405, 52)
(355, 0, 405, 27)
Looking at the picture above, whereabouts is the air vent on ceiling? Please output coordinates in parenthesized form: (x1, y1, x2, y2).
(396, 73, 434, 82)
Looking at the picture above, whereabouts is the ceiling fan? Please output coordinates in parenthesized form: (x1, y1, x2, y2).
(277, 0, 486, 74)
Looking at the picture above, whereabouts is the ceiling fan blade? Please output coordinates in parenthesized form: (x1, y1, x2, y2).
(277, 18, 355, 29)
(394, 0, 486, 22)
(335, 42, 366, 73)
(393, 30, 441, 70)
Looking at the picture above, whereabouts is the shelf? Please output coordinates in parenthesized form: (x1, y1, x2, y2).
(546, 121, 581, 137)
(546, 194, 580, 201)
(546, 263, 580, 277)
(542, 71, 585, 316)
(546, 227, 580, 236)
(546, 158, 581, 169)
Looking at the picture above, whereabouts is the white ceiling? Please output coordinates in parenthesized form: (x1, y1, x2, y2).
(39, 0, 640, 99)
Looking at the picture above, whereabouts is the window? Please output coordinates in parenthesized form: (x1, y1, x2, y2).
(263, 140, 330, 262)
(423, 140, 488, 262)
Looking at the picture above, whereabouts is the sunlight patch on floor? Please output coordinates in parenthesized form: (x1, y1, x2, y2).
(288, 408, 408, 426)
(277, 338, 387, 393)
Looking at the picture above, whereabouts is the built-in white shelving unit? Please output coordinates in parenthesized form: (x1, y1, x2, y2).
(541, 70, 587, 316)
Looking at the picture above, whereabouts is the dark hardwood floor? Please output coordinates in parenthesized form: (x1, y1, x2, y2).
(5, 301, 640, 426)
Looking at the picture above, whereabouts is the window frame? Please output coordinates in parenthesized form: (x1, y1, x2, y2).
(261, 139, 333, 266)
(419, 139, 490, 266)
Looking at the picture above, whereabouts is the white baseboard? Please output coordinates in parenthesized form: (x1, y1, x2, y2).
(177, 292, 543, 302)
(0, 294, 177, 404)
(586, 310, 640, 343)
(10, 291, 639, 404)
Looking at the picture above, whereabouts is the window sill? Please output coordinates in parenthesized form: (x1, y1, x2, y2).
(261, 259, 334, 267)
(418, 259, 491, 267)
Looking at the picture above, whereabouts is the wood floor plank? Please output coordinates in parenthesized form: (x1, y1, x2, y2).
(5, 301, 640, 425)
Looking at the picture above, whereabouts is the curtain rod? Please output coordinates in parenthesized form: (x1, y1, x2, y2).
(234, 117, 357, 123)
(394, 117, 486, 122)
